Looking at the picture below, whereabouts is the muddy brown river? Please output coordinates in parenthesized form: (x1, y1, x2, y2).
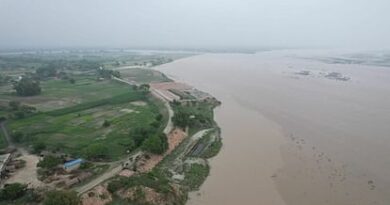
(156, 50, 390, 205)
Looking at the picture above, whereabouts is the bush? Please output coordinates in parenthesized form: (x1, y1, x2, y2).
(0, 183, 27, 200)
(102, 120, 111, 127)
(44, 190, 79, 205)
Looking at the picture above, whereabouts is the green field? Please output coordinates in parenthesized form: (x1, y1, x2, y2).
(0, 76, 136, 111)
(8, 90, 166, 160)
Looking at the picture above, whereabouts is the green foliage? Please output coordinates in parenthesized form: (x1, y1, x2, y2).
(171, 108, 191, 129)
(201, 138, 222, 159)
(36, 65, 57, 78)
(182, 164, 209, 190)
(171, 102, 215, 131)
(8, 101, 20, 111)
(43, 190, 79, 205)
(97, 68, 120, 79)
(107, 179, 124, 193)
(102, 119, 111, 127)
(0, 183, 27, 201)
(11, 131, 24, 143)
(37, 155, 62, 169)
(130, 127, 154, 147)
(83, 143, 109, 160)
(108, 170, 172, 194)
(32, 141, 46, 154)
(13, 77, 41, 96)
(141, 133, 168, 155)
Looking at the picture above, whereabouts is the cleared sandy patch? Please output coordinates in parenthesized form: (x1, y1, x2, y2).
(120, 108, 134, 113)
(6, 153, 44, 188)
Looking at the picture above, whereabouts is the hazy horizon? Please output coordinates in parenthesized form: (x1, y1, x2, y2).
(1, 0, 390, 50)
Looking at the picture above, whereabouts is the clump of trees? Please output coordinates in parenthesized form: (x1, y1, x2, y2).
(13, 77, 41, 96)
(171, 103, 214, 130)
(142, 133, 168, 155)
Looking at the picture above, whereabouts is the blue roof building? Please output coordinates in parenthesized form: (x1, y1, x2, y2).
(63, 158, 83, 171)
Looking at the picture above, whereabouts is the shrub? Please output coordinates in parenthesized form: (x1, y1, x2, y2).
(102, 120, 111, 127)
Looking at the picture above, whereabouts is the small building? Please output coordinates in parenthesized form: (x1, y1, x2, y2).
(63, 158, 83, 172)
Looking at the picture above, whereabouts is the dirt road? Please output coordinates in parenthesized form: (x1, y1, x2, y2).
(75, 162, 123, 194)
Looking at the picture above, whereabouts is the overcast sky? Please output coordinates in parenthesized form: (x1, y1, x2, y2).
(0, 0, 390, 50)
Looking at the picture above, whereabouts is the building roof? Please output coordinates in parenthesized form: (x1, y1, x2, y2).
(64, 158, 83, 169)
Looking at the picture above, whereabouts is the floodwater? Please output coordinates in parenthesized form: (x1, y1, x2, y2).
(156, 50, 390, 205)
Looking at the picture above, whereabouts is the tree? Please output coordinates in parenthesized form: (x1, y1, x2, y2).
(0, 183, 27, 200)
(44, 190, 79, 205)
(13, 77, 41, 96)
(141, 133, 168, 155)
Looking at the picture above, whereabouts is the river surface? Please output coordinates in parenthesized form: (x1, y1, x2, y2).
(156, 50, 390, 205)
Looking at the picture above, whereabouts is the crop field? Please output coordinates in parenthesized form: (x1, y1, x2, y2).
(8, 91, 165, 160)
